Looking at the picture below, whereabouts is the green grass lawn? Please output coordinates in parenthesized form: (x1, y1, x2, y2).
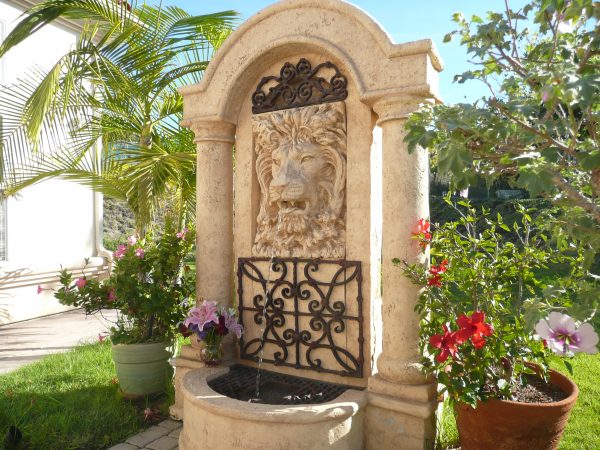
(436, 353, 600, 449)
(0, 341, 173, 450)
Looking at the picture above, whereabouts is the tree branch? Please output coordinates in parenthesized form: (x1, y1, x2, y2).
(549, 170, 600, 223)
(490, 99, 575, 157)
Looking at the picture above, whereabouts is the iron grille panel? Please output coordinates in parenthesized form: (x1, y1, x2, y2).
(237, 257, 364, 378)
(208, 364, 352, 405)
(251, 58, 348, 114)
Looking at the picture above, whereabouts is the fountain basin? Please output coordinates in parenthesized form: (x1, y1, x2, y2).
(180, 366, 367, 450)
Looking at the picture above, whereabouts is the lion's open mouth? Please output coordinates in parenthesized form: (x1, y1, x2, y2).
(278, 200, 309, 213)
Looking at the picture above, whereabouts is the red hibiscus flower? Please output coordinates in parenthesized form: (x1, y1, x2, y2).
(428, 259, 448, 287)
(429, 324, 465, 362)
(412, 218, 432, 249)
(457, 311, 493, 349)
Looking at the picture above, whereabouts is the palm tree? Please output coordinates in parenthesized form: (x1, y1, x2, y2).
(0, 0, 238, 235)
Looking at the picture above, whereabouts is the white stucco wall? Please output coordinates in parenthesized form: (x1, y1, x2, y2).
(0, 1, 100, 323)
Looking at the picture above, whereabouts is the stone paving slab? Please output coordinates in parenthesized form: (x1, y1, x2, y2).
(157, 419, 181, 431)
(115, 420, 182, 450)
(108, 444, 139, 450)
(125, 426, 171, 447)
(146, 436, 179, 450)
(168, 428, 181, 439)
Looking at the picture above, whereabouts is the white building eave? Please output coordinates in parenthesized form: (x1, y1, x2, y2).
(4, 0, 86, 35)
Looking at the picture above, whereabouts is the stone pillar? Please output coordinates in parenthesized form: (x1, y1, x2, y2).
(192, 120, 236, 305)
(170, 119, 235, 420)
(366, 96, 436, 450)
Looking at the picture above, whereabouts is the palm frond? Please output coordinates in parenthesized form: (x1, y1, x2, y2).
(0, 0, 138, 57)
(0, 1, 237, 232)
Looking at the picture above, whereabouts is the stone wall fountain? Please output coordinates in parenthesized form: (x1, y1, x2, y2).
(170, 1, 443, 448)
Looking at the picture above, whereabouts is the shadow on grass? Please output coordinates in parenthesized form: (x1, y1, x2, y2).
(0, 385, 151, 449)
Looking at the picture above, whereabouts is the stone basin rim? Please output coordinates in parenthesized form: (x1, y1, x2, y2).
(182, 366, 367, 424)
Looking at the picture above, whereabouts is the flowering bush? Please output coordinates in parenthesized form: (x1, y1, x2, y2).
(182, 299, 243, 363)
(53, 220, 195, 344)
(398, 200, 598, 406)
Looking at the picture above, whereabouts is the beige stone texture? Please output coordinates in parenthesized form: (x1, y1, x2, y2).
(251, 102, 347, 258)
(234, 52, 375, 386)
(180, 1, 442, 126)
(373, 97, 431, 384)
(179, 367, 366, 450)
(177, 0, 443, 448)
(191, 120, 236, 308)
(365, 400, 436, 450)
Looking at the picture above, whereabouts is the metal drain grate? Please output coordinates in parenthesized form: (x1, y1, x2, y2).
(208, 364, 353, 405)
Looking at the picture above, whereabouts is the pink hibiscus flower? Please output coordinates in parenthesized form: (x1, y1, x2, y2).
(535, 312, 598, 355)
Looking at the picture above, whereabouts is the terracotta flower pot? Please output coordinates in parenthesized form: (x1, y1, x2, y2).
(455, 369, 579, 450)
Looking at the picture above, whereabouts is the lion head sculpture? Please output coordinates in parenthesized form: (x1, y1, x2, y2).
(252, 102, 347, 258)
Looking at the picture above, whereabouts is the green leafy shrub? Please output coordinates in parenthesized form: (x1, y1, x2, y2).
(397, 199, 597, 406)
(54, 220, 195, 344)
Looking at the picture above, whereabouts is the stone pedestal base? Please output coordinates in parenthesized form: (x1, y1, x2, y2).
(169, 344, 206, 420)
(366, 375, 436, 450)
(180, 367, 366, 450)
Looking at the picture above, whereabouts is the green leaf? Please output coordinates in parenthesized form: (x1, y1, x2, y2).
(438, 144, 472, 175)
(579, 151, 600, 171)
(563, 360, 574, 376)
(516, 169, 555, 198)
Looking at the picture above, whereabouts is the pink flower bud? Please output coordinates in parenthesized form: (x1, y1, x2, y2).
(75, 277, 87, 290)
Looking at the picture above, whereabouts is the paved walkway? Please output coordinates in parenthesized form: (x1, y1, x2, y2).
(0, 308, 118, 374)
(108, 420, 182, 450)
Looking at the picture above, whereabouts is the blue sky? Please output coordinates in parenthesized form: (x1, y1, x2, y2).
(166, 0, 529, 104)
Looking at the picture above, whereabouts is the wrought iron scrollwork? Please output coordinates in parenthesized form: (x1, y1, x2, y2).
(237, 257, 364, 378)
(251, 58, 348, 114)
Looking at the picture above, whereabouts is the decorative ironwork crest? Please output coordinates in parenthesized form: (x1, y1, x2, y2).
(237, 257, 364, 378)
(251, 59, 348, 114)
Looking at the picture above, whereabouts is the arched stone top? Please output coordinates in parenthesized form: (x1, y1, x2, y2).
(180, 0, 444, 126)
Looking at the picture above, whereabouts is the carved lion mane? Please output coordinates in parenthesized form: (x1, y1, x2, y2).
(252, 102, 347, 258)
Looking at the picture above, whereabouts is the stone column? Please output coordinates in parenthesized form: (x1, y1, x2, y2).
(366, 96, 436, 450)
(170, 119, 235, 420)
(192, 120, 236, 305)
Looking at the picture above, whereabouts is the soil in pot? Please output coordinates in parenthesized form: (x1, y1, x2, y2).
(512, 374, 569, 403)
(456, 369, 578, 450)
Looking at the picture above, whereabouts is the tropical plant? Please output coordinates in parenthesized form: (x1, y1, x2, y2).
(398, 200, 598, 406)
(47, 220, 195, 344)
(0, 0, 238, 234)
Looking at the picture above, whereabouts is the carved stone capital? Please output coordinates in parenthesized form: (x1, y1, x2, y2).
(371, 96, 431, 126)
(185, 119, 236, 144)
